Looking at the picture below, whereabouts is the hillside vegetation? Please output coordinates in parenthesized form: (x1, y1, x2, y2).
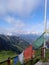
(0, 50, 18, 62)
(0, 34, 30, 53)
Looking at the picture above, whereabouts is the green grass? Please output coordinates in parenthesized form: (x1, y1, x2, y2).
(0, 60, 21, 65)
(0, 49, 49, 65)
(35, 48, 49, 58)
(0, 50, 40, 65)
(1, 58, 40, 65)
(35, 48, 49, 62)
(0, 50, 18, 62)
(46, 49, 49, 58)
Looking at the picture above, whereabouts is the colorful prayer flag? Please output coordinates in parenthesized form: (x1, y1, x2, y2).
(18, 52, 24, 64)
(33, 33, 44, 49)
(47, 44, 49, 48)
(32, 50, 35, 58)
(24, 45, 33, 60)
(10, 60, 13, 63)
(7, 57, 10, 65)
(14, 56, 19, 64)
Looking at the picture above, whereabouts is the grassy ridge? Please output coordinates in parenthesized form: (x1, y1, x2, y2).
(0, 49, 49, 65)
(0, 50, 18, 62)
(0, 57, 40, 65)
(0, 50, 40, 65)
(0, 34, 30, 52)
(35, 49, 49, 59)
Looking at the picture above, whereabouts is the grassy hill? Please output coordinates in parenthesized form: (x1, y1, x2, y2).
(0, 49, 49, 65)
(0, 50, 18, 62)
(0, 34, 30, 64)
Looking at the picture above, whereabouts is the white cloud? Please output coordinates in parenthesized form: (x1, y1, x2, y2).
(1, 15, 26, 35)
(4, 15, 25, 27)
(0, 0, 47, 35)
(0, 0, 42, 16)
(0, 15, 44, 35)
(0, 0, 7, 15)
(7, 0, 41, 16)
(0, 26, 9, 35)
(0, 14, 45, 35)
(0, 23, 43, 35)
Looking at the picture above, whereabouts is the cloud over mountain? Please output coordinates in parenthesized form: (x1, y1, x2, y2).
(0, 0, 49, 35)
(0, 0, 42, 16)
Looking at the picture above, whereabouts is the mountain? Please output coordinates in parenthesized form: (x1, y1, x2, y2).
(0, 34, 30, 54)
(19, 34, 49, 43)
(0, 33, 49, 53)
(19, 34, 49, 49)
(19, 34, 39, 43)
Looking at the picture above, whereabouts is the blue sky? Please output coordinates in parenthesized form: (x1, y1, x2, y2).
(0, 0, 49, 35)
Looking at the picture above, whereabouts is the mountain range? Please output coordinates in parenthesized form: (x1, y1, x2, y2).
(0, 34, 30, 54)
(19, 34, 39, 43)
(19, 34, 49, 43)
(0, 34, 49, 54)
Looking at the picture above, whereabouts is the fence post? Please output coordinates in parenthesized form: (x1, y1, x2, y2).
(7, 57, 10, 65)
(31, 58, 32, 65)
(23, 63, 25, 65)
(41, 47, 46, 59)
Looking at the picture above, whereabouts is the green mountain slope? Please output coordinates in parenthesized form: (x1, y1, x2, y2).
(0, 34, 30, 53)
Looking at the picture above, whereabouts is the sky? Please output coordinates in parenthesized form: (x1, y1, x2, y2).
(0, 0, 49, 35)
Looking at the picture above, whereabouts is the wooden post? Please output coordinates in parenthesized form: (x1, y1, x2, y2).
(41, 47, 46, 59)
(31, 58, 33, 65)
(30, 57, 33, 65)
(23, 63, 25, 65)
(7, 57, 10, 65)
